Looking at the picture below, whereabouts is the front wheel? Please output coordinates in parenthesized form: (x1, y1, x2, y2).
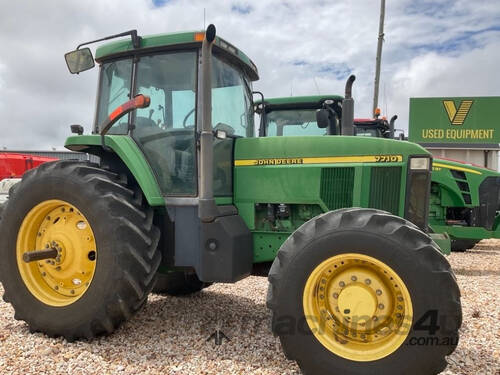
(267, 208, 461, 375)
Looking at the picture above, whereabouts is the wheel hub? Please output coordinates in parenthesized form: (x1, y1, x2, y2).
(303, 253, 413, 362)
(17, 200, 97, 306)
(338, 284, 377, 322)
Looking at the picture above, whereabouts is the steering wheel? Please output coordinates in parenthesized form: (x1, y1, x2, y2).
(183, 108, 196, 128)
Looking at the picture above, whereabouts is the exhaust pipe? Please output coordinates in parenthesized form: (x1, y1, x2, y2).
(389, 115, 397, 139)
(341, 75, 356, 136)
(199, 24, 217, 222)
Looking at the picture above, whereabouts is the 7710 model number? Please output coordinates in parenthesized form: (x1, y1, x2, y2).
(374, 155, 402, 162)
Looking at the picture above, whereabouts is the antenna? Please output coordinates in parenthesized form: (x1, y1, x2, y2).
(313, 77, 321, 94)
(204, 8, 206, 29)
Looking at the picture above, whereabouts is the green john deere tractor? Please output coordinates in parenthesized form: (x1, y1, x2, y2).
(255, 89, 500, 252)
(0, 26, 461, 375)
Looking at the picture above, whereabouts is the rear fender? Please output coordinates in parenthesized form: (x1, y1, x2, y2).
(65, 135, 164, 206)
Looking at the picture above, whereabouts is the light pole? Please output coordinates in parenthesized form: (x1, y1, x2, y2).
(373, 0, 386, 117)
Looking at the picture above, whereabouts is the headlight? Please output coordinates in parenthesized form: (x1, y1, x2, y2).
(410, 157, 430, 170)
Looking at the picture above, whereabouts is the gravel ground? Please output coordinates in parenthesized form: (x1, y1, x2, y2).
(0, 242, 499, 375)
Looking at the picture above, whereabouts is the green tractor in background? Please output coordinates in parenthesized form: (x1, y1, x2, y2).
(0, 26, 461, 374)
(255, 88, 500, 252)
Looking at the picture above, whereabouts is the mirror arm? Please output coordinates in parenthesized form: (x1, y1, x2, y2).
(76, 30, 141, 50)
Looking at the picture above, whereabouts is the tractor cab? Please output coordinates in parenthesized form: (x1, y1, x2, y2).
(67, 29, 257, 198)
(354, 117, 389, 138)
(354, 116, 400, 139)
(255, 95, 343, 136)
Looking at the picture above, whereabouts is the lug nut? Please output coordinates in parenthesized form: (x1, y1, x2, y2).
(376, 289, 382, 296)
(351, 276, 357, 281)
(365, 279, 371, 285)
(339, 281, 345, 287)
(333, 293, 339, 299)
(378, 304, 384, 310)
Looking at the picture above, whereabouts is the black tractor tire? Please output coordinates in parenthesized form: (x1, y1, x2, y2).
(451, 239, 480, 252)
(0, 160, 161, 341)
(267, 208, 462, 375)
(152, 271, 211, 296)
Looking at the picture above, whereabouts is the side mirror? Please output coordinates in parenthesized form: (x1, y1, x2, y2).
(316, 109, 330, 129)
(70, 124, 84, 135)
(64, 48, 95, 74)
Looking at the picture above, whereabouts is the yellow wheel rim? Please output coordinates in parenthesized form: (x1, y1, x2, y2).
(302, 253, 413, 362)
(16, 200, 97, 307)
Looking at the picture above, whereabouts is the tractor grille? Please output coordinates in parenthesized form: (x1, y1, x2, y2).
(320, 167, 355, 210)
(451, 170, 472, 204)
(369, 167, 402, 215)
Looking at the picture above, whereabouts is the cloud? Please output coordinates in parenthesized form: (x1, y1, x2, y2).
(152, 0, 170, 7)
(231, 4, 253, 15)
(0, 0, 498, 149)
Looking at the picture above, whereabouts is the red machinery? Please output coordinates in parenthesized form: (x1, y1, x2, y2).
(0, 153, 57, 180)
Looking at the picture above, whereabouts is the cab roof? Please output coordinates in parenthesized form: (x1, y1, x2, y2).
(95, 30, 259, 81)
(258, 95, 343, 106)
(255, 95, 343, 113)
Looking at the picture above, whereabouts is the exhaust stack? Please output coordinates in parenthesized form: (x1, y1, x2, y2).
(389, 115, 398, 138)
(198, 24, 217, 222)
(341, 75, 356, 136)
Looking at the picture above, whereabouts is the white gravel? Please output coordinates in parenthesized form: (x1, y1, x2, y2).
(0, 241, 499, 374)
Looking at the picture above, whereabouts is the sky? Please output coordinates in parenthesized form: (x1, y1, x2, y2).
(0, 0, 499, 149)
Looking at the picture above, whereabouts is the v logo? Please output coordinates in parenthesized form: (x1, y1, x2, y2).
(443, 100, 473, 125)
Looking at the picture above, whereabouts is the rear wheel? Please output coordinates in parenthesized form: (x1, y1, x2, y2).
(152, 271, 210, 296)
(451, 239, 480, 252)
(267, 208, 461, 375)
(0, 160, 161, 340)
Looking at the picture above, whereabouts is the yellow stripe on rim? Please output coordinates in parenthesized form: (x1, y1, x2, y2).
(235, 155, 403, 166)
(433, 162, 482, 175)
(16, 200, 97, 307)
(303, 253, 413, 361)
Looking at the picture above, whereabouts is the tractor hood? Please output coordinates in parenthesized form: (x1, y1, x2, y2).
(433, 157, 500, 177)
(234, 136, 430, 164)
